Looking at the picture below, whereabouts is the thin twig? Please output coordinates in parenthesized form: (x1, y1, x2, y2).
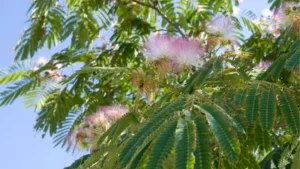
(132, 0, 186, 38)
(274, 123, 287, 128)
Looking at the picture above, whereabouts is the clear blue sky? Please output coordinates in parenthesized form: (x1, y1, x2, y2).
(0, 1, 83, 169)
(0, 1, 268, 169)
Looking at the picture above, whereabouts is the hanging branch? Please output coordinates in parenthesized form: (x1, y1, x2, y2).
(132, 0, 186, 38)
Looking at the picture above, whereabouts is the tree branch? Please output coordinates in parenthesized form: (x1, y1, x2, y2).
(274, 123, 287, 128)
(132, 0, 186, 38)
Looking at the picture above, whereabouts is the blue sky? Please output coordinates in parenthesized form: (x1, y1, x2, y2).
(0, 1, 81, 169)
(0, 1, 269, 169)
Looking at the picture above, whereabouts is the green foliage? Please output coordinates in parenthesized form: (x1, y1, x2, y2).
(241, 16, 261, 33)
(0, 78, 40, 106)
(146, 120, 177, 169)
(259, 87, 276, 131)
(16, 3, 65, 60)
(257, 55, 288, 81)
(292, 143, 300, 169)
(277, 139, 297, 168)
(259, 140, 298, 169)
(0, 56, 32, 85)
(64, 154, 91, 169)
(3, 0, 300, 168)
(23, 80, 61, 110)
(97, 112, 139, 145)
(255, 125, 272, 153)
(34, 89, 84, 136)
(119, 97, 186, 168)
(285, 49, 300, 70)
(245, 83, 260, 125)
(183, 61, 213, 94)
(278, 91, 300, 135)
(194, 115, 211, 169)
(175, 120, 196, 169)
(199, 104, 240, 161)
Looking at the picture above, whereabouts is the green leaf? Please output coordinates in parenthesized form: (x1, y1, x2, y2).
(290, 38, 300, 51)
(183, 61, 213, 94)
(123, 117, 179, 169)
(64, 154, 91, 169)
(129, 143, 150, 169)
(76, 144, 117, 169)
(146, 120, 177, 169)
(175, 120, 196, 169)
(102, 145, 124, 169)
(292, 143, 300, 169)
(245, 83, 260, 124)
(259, 141, 296, 169)
(278, 139, 297, 168)
(0, 70, 28, 84)
(241, 16, 261, 33)
(23, 80, 61, 110)
(52, 108, 83, 148)
(119, 97, 186, 168)
(0, 78, 39, 106)
(239, 150, 260, 169)
(258, 55, 288, 80)
(97, 112, 139, 145)
(194, 115, 212, 169)
(213, 58, 223, 73)
(259, 87, 276, 130)
(255, 125, 271, 152)
(278, 91, 300, 135)
(285, 49, 300, 70)
(199, 104, 240, 161)
(233, 88, 247, 106)
(34, 89, 82, 135)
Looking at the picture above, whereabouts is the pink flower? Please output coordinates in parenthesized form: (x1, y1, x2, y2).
(144, 35, 175, 60)
(67, 111, 113, 150)
(273, 2, 298, 29)
(144, 36, 204, 71)
(67, 104, 129, 150)
(84, 112, 111, 130)
(67, 126, 91, 149)
(255, 60, 273, 70)
(206, 14, 236, 43)
(266, 24, 281, 36)
(171, 38, 204, 70)
(99, 104, 129, 121)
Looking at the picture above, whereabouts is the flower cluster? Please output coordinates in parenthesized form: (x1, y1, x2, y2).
(206, 14, 237, 46)
(130, 68, 156, 103)
(99, 104, 129, 121)
(257, 2, 300, 36)
(67, 104, 128, 151)
(144, 35, 204, 74)
(255, 60, 273, 70)
(274, 2, 298, 29)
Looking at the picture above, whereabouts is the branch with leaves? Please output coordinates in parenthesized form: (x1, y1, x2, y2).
(1, 0, 300, 169)
(132, 0, 186, 37)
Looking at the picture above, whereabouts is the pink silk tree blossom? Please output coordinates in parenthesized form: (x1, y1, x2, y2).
(206, 14, 237, 43)
(67, 104, 128, 150)
(144, 35, 204, 71)
(99, 104, 129, 121)
(255, 60, 273, 70)
(144, 35, 175, 60)
(171, 38, 204, 70)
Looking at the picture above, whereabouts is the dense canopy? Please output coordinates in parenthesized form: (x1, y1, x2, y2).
(1, 0, 300, 168)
